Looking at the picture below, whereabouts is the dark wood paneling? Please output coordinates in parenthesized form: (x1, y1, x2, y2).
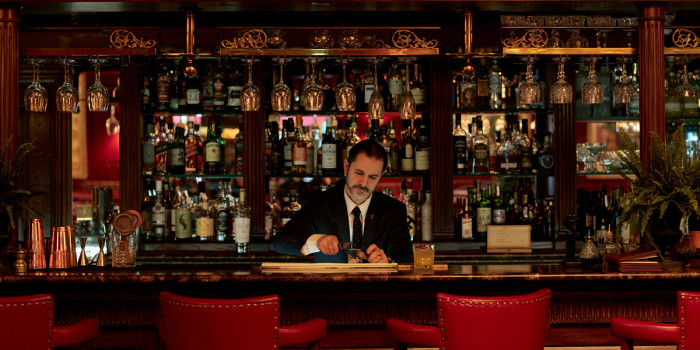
(119, 63, 142, 213)
(554, 103, 576, 231)
(639, 3, 666, 165)
(0, 6, 19, 158)
(50, 112, 72, 227)
(245, 61, 265, 234)
(430, 56, 453, 235)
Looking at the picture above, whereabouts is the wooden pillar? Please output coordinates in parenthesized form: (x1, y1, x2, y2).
(51, 106, 72, 226)
(0, 5, 19, 157)
(245, 61, 265, 235)
(119, 63, 142, 212)
(553, 103, 575, 231)
(429, 56, 453, 235)
(638, 3, 666, 164)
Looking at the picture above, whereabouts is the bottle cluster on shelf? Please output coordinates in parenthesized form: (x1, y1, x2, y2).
(454, 178, 555, 242)
(265, 114, 430, 177)
(453, 113, 553, 175)
(140, 56, 428, 114)
(141, 178, 251, 253)
(142, 115, 243, 176)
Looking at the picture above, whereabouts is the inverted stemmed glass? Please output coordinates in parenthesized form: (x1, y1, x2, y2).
(614, 57, 634, 104)
(241, 58, 260, 112)
(271, 57, 291, 112)
(517, 56, 540, 105)
(582, 57, 604, 104)
(550, 57, 572, 104)
(24, 58, 48, 112)
(303, 58, 324, 112)
(367, 59, 385, 120)
(675, 58, 699, 99)
(398, 58, 415, 120)
(56, 58, 79, 113)
(87, 58, 109, 112)
(335, 58, 356, 112)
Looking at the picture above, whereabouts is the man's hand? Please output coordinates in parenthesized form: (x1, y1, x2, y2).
(359, 244, 389, 263)
(316, 234, 340, 255)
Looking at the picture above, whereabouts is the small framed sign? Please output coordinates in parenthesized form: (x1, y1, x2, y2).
(486, 225, 532, 253)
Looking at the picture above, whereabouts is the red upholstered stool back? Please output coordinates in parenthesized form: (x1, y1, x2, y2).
(0, 294, 54, 350)
(159, 292, 280, 350)
(437, 288, 551, 350)
(679, 291, 700, 350)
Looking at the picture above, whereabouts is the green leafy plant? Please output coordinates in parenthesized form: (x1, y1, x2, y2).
(612, 126, 700, 248)
(0, 136, 42, 229)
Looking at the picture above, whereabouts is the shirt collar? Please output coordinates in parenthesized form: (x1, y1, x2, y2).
(344, 186, 372, 220)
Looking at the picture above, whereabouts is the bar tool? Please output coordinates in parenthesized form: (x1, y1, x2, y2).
(96, 237, 106, 267)
(49, 226, 76, 269)
(78, 237, 88, 266)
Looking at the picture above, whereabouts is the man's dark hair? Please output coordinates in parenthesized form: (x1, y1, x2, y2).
(347, 139, 388, 172)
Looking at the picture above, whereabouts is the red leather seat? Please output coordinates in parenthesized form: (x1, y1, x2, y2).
(386, 288, 551, 350)
(610, 290, 697, 350)
(0, 294, 99, 350)
(159, 291, 327, 350)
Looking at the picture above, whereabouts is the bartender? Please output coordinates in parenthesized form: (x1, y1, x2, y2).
(273, 139, 413, 263)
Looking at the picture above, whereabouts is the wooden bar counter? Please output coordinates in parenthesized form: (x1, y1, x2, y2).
(0, 257, 698, 349)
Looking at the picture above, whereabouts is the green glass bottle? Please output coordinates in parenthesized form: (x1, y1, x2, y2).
(203, 117, 225, 174)
(476, 187, 492, 241)
(168, 126, 186, 174)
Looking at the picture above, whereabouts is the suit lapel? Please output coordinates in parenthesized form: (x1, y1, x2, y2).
(333, 185, 350, 243)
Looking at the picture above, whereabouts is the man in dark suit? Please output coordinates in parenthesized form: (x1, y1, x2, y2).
(273, 139, 413, 263)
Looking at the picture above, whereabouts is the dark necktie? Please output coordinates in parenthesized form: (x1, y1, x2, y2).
(352, 206, 362, 249)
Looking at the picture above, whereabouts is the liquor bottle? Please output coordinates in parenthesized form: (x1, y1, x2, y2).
(185, 120, 200, 174)
(310, 118, 322, 174)
(203, 117, 225, 174)
(415, 123, 430, 173)
(488, 59, 503, 109)
(518, 119, 533, 173)
(421, 190, 432, 242)
(401, 119, 415, 173)
(289, 191, 302, 213)
(538, 133, 554, 174)
(461, 73, 476, 110)
(351, 67, 365, 111)
(162, 180, 173, 240)
(344, 117, 361, 161)
(318, 67, 336, 111)
(141, 75, 152, 113)
(453, 113, 468, 174)
(459, 197, 474, 240)
(492, 184, 506, 225)
(212, 59, 228, 111)
(497, 127, 520, 173)
(169, 60, 181, 111)
(405, 185, 416, 241)
(369, 119, 381, 142)
(168, 126, 186, 174)
(304, 126, 316, 174)
(264, 190, 280, 241)
(362, 61, 375, 106)
(156, 60, 171, 111)
(299, 61, 312, 110)
(184, 62, 203, 111)
(195, 182, 215, 241)
(234, 130, 244, 175)
(151, 179, 167, 241)
(264, 122, 274, 174)
(143, 123, 156, 175)
(155, 119, 169, 174)
(141, 179, 155, 241)
(387, 60, 404, 110)
(173, 183, 192, 241)
(321, 123, 337, 175)
(600, 227, 621, 256)
(227, 63, 243, 111)
(379, 125, 392, 173)
(388, 121, 401, 174)
(475, 58, 489, 109)
(476, 187, 492, 240)
(334, 118, 346, 171)
(177, 61, 188, 110)
(292, 126, 308, 174)
(283, 120, 295, 174)
(212, 181, 231, 242)
(490, 130, 501, 173)
(201, 63, 214, 111)
(235, 189, 251, 254)
(410, 63, 426, 109)
(471, 118, 490, 174)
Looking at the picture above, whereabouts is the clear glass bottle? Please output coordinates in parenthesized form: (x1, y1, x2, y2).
(476, 187, 492, 240)
(401, 119, 415, 173)
(518, 119, 533, 173)
(492, 184, 506, 225)
(303, 126, 315, 174)
(388, 121, 401, 174)
(213, 181, 231, 242)
(415, 123, 430, 173)
(344, 116, 361, 161)
(264, 190, 280, 241)
(151, 179, 167, 242)
(156, 60, 171, 111)
(155, 119, 169, 174)
(292, 126, 308, 174)
(174, 186, 192, 241)
(387, 60, 404, 110)
(235, 189, 251, 254)
(227, 63, 243, 111)
(471, 118, 490, 174)
(453, 113, 468, 174)
(142, 123, 156, 175)
(321, 122, 337, 175)
(410, 63, 426, 108)
(212, 58, 228, 111)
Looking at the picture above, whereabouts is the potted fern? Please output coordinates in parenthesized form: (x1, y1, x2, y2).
(612, 126, 700, 258)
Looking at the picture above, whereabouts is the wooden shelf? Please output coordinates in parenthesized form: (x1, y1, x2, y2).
(21, 48, 157, 57)
(664, 47, 700, 55)
(503, 47, 636, 56)
(220, 48, 439, 57)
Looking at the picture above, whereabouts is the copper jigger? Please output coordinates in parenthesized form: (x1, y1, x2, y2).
(96, 237, 106, 267)
(49, 226, 76, 269)
(26, 218, 46, 269)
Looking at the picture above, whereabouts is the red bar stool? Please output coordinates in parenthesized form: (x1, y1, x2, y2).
(386, 288, 551, 350)
(159, 291, 327, 350)
(610, 291, 697, 350)
(0, 294, 99, 350)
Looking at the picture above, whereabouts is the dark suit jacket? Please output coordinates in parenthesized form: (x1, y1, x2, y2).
(273, 180, 413, 263)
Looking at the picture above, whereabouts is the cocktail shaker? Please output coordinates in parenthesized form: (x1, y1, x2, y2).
(49, 226, 76, 269)
(25, 218, 46, 269)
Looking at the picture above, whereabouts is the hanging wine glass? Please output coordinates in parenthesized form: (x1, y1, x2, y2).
(517, 57, 540, 105)
(271, 57, 291, 112)
(87, 58, 109, 112)
(398, 58, 415, 119)
(674, 57, 699, 99)
(24, 58, 48, 112)
(335, 58, 356, 111)
(56, 58, 79, 113)
(367, 59, 385, 120)
(614, 57, 635, 104)
(550, 57, 572, 104)
(582, 57, 604, 104)
(303, 58, 324, 111)
(240, 58, 260, 112)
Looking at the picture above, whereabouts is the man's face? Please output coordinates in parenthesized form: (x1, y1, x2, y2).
(343, 152, 384, 205)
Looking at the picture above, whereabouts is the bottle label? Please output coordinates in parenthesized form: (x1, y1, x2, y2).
(174, 209, 192, 239)
(477, 79, 489, 97)
(476, 207, 492, 232)
(284, 144, 293, 166)
(493, 208, 506, 224)
(454, 137, 467, 154)
(186, 89, 202, 105)
(265, 215, 273, 233)
(152, 204, 166, 224)
(228, 86, 242, 107)
(415, 151, 430, 171)
(539, 154, 554, 170)
(169, 146, 185, 166)
(293, 146, 307, 166)
(461, 217, 473, 239)
(500, 161, 517, 170)
(488, 73, 501, 94)
(157, 77, 170, 104)
(389, 79, 403, 95)
(195, 217, 215, 237)
(474, 144, 489, 168)
(216, 209, 230, 235)
(143, 143, 155, 168)
(234, 217, 251, 243)
(401, 158, 415, 172)
(155, 143, 168, 173)
(364, 85, 374, 104)
(410, 89, 424, 105)
(322, 144, 337, 169)
(203, 82, 214, 99)
(205, 142, 221, 162)
(185, 142, 198, 173)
